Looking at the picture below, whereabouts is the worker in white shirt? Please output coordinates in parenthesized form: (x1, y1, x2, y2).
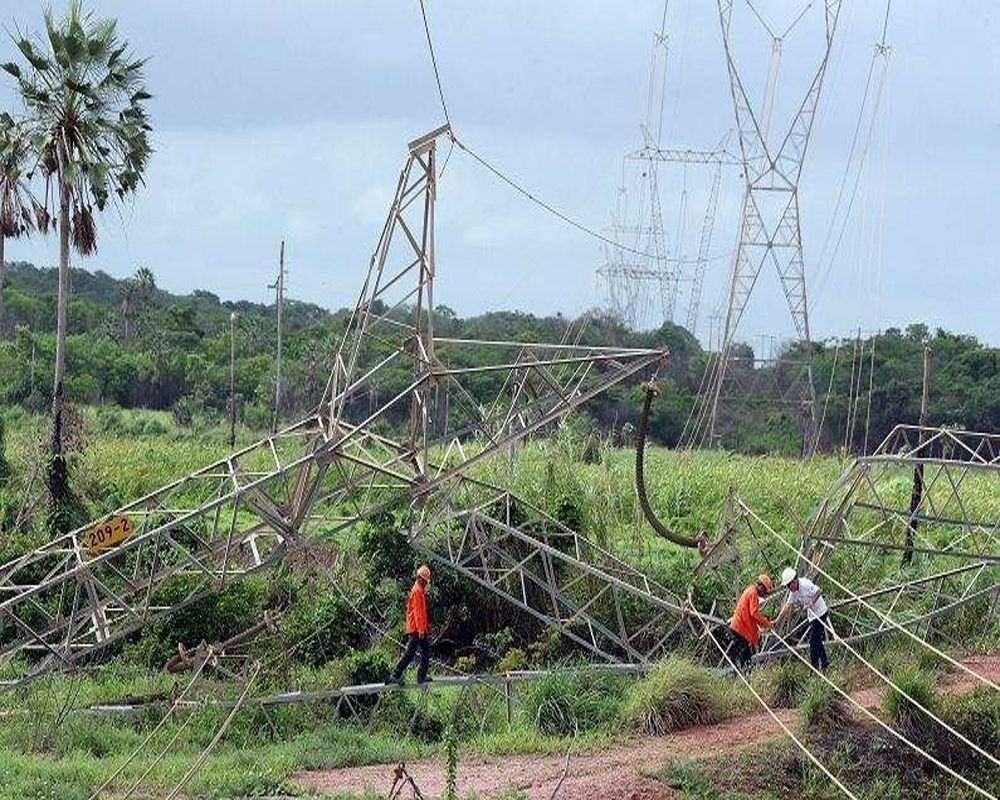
(775, 567, 831, 671)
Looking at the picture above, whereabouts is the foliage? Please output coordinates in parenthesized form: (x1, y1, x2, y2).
(283, 584, 365, 668)
(521, 669, 626, 736)
(4, 259, 1000, 460)
(3, 1, 152, 250)
(756, 659, 810, 708)
(127, 576, 269, 667)
(623, 657, 727, 734)
(882, 664, 939, 737)
(798, 680, 847, 731)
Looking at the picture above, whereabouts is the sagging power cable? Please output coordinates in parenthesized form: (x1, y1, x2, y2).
(452, 135, 665, 260)
(739, 501, 999, 693)
(635, 380, 703, 549)
(412, 2, 677, 260)
(767, 627, 996, 799)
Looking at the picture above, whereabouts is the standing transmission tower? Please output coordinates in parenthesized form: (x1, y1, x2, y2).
(696, 0, 842, 448)
(596, 4, 674, 331)
(597, 3, 735, 336)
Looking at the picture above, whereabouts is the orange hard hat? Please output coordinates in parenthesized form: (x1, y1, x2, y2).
(757, 573, 773, 592)
(417, 564, 432, 582)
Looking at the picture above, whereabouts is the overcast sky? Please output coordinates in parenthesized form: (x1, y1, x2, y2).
(1, 1, 998, 347)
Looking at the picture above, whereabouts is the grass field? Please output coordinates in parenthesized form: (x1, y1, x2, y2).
(0, 406, 995, 799)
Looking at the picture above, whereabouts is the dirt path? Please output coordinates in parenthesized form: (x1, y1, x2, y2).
(293, 656, 999, 800)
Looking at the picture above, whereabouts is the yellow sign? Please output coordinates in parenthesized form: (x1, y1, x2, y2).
(83, 515, 134, 556)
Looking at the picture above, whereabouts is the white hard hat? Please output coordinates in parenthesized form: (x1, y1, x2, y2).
(781, 567, 797, 587)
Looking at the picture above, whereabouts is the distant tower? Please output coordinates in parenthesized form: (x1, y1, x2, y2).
(704, 0, 842, 446)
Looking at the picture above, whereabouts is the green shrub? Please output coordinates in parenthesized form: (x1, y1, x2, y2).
(883, 664, 938, 736)
(284, 586, 364, 667)
(522, 670, 624, 736)
(358, 512, 413, 587)
(497, 647, 526, 673)
(346, 648, 395, 687)
(799, 680, 847, 730)
(758, 659, 810, 708)
(94, 405, 124, 433)
(623, 657, 726, 734)
(129, 576, 269, 666)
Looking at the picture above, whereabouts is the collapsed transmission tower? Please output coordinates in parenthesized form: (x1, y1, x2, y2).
(691, 1, 842, 449)
(0, 126, 720, 683)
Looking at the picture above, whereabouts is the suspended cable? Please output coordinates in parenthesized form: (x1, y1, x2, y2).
(739, 501, 999, 692)
(862, 337, 876, 454)
(452, 136, 662, 259)
(813, 5, 893, 310)
(810, 342, 839, 456)
(417, 0, 451, 126)
(768, 627, 996, 799)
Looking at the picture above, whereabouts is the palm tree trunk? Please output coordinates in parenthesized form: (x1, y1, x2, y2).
(0, 234, 6, 333)
(47, 188, 71, 530)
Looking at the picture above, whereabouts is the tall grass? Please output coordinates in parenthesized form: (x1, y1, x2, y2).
(623, 656, 728, 734)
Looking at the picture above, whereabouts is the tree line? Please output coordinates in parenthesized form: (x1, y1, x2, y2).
(4, 260, 999, 460)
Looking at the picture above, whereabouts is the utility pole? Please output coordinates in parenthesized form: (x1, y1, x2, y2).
(903, 344, 931, 568)
(270, 241, 285, 433)
(229, 312, 237, 449)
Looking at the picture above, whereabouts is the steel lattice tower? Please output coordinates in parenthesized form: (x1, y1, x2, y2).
(706, 0, 842, 446)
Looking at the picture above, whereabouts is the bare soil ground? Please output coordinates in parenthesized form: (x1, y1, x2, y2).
(293, 655, 999, 800)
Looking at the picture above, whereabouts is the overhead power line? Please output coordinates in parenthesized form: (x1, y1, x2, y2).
(414, 0, 673, 260)
(418, 0, 451, 125)
(452, 135, 662, 260)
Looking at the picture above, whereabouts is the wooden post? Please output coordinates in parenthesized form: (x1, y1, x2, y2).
(503, 677, 512, 731)
(271, 241, 285, 432)
(903, 345, 931, 568)
(229, 312, 237, 449)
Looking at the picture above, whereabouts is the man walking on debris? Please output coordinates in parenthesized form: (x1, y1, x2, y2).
(775, 566, 830, 671)
(388, 564, 433, 685)
(727, 573, 773, 672)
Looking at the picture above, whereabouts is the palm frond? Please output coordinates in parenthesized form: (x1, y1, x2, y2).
(6, 1, 152, 255)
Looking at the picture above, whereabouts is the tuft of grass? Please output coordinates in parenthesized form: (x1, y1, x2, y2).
(623, 656, 727, 735)
(520, 670, 625, 736)
(755, 659, 810, 709)
(798, 680, 848, 731)
(882, 664, 939, 737)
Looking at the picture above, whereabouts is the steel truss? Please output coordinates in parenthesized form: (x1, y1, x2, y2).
(699, 0, 843, 448)
(751, 425, 999, 658)
(411, 481, 722, 664)
(0, 126, 673, 682)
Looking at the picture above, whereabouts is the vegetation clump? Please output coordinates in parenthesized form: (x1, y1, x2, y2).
(623, 656, 727, 734)
(757, 659, 811, 708)
(522, 669, 626, 736)
(883, 664, 939, 738)
(798, 680, 849, 739)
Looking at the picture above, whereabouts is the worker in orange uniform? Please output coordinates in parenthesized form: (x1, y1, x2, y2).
(727, 573, 773, 673)
(388, 564, 433, 685)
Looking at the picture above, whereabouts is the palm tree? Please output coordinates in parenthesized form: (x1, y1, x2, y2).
(3, 1, 152, 527)
(0, 114, 47, 331)
(119, 266, 153, 342)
